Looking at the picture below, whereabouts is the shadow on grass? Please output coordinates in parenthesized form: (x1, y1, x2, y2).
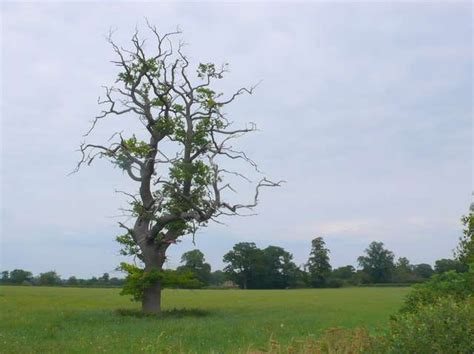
(115, 308, 211, 319)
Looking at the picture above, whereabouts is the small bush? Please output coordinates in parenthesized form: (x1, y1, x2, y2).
(325, 278, 343, 288)
(119, 263, 201, 301)
(379, 298, 474, 354)
(400, 266, 473, 313)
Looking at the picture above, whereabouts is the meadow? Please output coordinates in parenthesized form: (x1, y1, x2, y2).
(0, 286, 410, 353)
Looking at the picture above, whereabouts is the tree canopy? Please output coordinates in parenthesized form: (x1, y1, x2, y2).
(307, 237, 332, 287)
(177, 249, 211, 286)
(75, 23, 281, 313)
(357, 241, 395, 283)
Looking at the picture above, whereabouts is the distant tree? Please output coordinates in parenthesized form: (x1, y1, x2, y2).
(88, 276, 99, 285)
(357, 241, 395, 283)
(412, 263, 434, 280)
(223, 242, 265, 289)
(354, 269, 372, 284)
(1, 271, 9, 283)
(109, 277, 124, 286)
(177, 249, 211, 286)
(209, 270, 226, 286)
(262, 246, 299, 289)
(326, 265, 356, 288)
(332, 265, 356, 280)
(38, 271, 61, 286)
(99, 273, 110, 283)
(393, 257, 416, 283)
(306, 237, 332, 287)
(456, 202, 474, 265)
(9, 269, 33, 284)
(67, 276, 78, 286)
(434, 258, 468, 274)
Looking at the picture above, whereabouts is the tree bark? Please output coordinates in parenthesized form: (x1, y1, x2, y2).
(141, 244, 169, 315)
(142, 278, 162, 314)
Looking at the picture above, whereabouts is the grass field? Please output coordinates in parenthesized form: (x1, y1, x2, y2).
(0, 286, 410, 353)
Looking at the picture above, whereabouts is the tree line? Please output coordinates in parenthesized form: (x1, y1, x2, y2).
(0, 270, 124, 287)
(218, 238, 467, 289)
(1, 238, 468, 289)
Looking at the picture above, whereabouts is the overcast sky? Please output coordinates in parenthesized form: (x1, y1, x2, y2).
(1, 1, 472, 278)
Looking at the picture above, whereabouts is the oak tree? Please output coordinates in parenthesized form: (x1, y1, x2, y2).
(357, 241, 395, 283)
(177, 249, 211, 286)
(75, 24, 281, 314)
(223, 242, 264, 289)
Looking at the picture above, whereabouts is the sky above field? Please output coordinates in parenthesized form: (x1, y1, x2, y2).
(1, 1, 472, 278)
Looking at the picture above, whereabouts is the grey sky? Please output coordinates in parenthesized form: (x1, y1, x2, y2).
(1, 2, 472, 278)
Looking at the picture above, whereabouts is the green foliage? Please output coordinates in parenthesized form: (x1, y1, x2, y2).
(67, 276, 78, 285)
(117, 59, 160, 86)
(0, 270, 9, 283)
(391, 257, 419, 283)
(122, 136, 150, 157)
(261, 246, 301, 289)
(119, 263, 200, 301)
(116, 232, 142, 258)
(307, 237, 332, 287)
(38, 271, 61, 286)
(379, 298, 474, 353)
(129, 200, 155, 221)
(8, 269, 33, 284)
(208, 270, 226, 286)
(434, 258, 468, 274)
(155, 158, 214, 236)
(112, 135, 151, 171)
(329, 265, 358, 286)
(400, 266, 474, 313)
(412, 263, 434, 280)
(223, 243, 302, 289)
(223, 242, 265, 289)
(332, 265, 356, 280)
(457, 202, 474, 265)
(177, 249, 211, 287)
(196, 62, 224, 80)
(169, 160, 211, 186)
(152, 115, 176, 135)
(358, 241, 395, 283)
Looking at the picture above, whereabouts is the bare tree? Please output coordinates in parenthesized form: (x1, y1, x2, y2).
(74, 23, 282, 314)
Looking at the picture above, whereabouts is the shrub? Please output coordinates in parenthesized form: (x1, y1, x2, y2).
(325, 278, 343, 288)
(378, 298, 474, 354)
(400, 266, 473, 313)
(119, 263, 200, 301)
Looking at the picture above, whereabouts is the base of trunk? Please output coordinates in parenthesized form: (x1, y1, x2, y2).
(142, 280, 162, 315)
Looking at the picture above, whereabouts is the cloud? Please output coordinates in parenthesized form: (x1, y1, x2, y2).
(1, 2, 471, 277)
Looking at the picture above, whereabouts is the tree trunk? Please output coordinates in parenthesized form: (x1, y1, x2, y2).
(142, 279, 162, 314)
(141, 244, 168, 315)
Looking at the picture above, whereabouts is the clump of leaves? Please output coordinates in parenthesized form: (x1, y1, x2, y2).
(380, 297, 474, 354)
(400, 265, 474, 314)
(116, 232, 141, 258)
(119, 263, 200, 301)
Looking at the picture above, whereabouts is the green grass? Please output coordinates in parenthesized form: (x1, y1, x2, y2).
(0, 286, 410, 353)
